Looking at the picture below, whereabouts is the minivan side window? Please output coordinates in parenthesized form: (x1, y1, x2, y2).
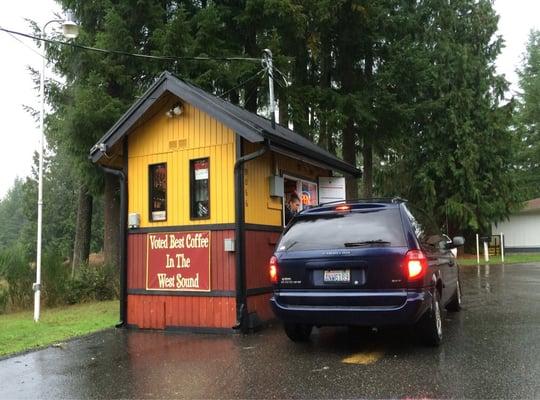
(403, 206, 423, 240)
(404, 205, 447, 250)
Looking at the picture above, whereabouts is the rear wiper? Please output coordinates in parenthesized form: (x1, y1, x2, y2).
(343, 239, 391, 247)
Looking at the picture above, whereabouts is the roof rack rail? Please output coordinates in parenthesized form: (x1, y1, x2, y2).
(319, 197, 407, 207)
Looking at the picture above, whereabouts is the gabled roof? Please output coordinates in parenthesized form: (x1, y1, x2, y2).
(90, 71, 361, 177)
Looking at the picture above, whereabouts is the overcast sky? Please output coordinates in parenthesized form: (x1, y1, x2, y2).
(1, 0, 539, 200)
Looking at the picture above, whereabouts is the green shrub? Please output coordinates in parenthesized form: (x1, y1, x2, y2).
(0, 247, 34, 311)
(41, 250, 70, 307)
(0, 245, 119, 312)
(65, 263, 119, 304)
(0, 279, 9, 314)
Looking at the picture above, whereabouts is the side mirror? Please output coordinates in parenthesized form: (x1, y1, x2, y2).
(445, 236, 465, 249)
(452, 236, 465, 247)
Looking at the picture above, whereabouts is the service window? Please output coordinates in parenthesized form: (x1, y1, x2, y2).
(190, 158, 210, 219)
(149, 163, 167, 221)
(283, 175, 318, 226)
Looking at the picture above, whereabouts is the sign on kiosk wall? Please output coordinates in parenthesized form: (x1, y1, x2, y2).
(318, 177, 346, 204)
(146, 231, 211, 291)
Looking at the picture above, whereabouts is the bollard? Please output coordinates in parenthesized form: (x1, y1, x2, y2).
(500, 233, 505, 263)
(476, 234, 480, 264)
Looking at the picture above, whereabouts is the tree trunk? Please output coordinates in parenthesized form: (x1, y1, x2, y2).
(362, 46, 374, 198)
(317, 30, 333, 152)
(338, 4, 358, 200)
(72, 184, 93, 275)
(278, 86, 288, 127)
(244, 25, 258, 113)
(103, 173, 120, 268)
(362, 140, 373, 198)
(343, 118, 358, 199)
(292, 39, 310, 137)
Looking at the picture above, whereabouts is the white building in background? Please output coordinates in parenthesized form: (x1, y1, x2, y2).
(492, 198, 540, 252)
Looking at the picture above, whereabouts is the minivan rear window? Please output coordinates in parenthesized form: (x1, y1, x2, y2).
(277, 208, 406, 251)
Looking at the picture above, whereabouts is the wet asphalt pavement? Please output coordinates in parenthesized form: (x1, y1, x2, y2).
(1, 263, 540, 399)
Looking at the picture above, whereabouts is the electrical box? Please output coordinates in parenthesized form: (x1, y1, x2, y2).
(128, 213, 140, 229)
(269, 175, 284, 197)
(224, 238, 235, 252)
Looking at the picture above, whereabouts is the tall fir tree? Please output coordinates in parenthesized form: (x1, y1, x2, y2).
(515, 30, 540, 199)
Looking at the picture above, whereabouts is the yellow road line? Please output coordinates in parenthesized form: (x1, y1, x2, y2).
(341, 350, 384, 365)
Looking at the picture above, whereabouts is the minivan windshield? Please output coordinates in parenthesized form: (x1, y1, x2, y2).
(277, 208, 406, 251)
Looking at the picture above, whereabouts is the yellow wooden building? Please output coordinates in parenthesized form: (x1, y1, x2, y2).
(90, 71, 360, 331)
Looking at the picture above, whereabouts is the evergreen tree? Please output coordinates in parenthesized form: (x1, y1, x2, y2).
(515, 30, 540, 199)
(0, 179, 28, 252)
(376, 0, 522, 234)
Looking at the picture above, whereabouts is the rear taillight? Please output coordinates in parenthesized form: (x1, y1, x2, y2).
(269, 255, 279, 284)
(404, 250, 428, 280)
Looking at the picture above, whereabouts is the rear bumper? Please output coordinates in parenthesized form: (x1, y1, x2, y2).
(270, 289, 432, 327)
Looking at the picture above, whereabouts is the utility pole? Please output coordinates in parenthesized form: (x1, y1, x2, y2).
(34, 13, 79, 322)
(262, 49, 276, 129)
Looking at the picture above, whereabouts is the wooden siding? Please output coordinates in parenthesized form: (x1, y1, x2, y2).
(127, 294, 236, 329)
(491, 212, 540, 248)
(247, 293, 274, 322)
(245, 230, 281, 290)
(243, 142, 331, 226)
(245, 230, 280, 322)
(127, 230, 236, 291)
(128, 97, 236, 228)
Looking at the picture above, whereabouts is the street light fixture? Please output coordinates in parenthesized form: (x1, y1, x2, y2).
(34, 11, 79, 322)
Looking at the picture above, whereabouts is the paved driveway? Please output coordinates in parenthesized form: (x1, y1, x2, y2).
(1, 263, 539, 399)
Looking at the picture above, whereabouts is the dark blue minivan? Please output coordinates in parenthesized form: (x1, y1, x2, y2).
(269, 199, 464, 346)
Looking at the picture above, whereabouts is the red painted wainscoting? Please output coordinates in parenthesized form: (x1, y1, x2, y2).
(126, 230, 236, 330)
(245, 229, 281, 322)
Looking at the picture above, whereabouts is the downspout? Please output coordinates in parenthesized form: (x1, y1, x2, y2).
(100, 165, 127, 328)
(233, 138, 269, 332)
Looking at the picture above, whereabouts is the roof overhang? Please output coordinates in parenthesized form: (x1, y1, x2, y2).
(90, 71, 361, 177)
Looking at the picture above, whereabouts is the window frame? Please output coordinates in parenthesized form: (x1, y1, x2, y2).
(190, 157, 211, 220)
(148, 162, 167, 222)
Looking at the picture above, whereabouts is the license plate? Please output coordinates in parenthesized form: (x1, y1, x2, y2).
(323, 269, 350, 283)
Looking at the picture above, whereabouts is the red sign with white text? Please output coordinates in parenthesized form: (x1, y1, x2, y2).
(146, 231, 211, 292)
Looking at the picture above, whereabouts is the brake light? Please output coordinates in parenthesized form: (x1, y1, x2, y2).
(404, 250, 428, 280)
(335, 205, 351, 212)
(269, 255, 279, 284)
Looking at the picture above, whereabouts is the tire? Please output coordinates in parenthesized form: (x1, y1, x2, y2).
(416, 290, 443, 347)
(446, 279, 462, 312)
(283, 323, 313, 342)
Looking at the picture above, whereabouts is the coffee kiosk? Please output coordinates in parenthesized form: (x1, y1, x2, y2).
(90, 71, 360, 332)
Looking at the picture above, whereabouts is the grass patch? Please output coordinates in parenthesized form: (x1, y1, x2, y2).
(0, 300, 118, 358)
(458, 253, 540, 266)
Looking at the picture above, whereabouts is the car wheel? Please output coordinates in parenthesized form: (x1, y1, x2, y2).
(283, 323, 313, 342)
(416, 290, 443, 347)
(446, 280, 462, 312)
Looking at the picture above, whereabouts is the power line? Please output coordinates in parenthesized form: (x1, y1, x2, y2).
(273, 66, 291, 87)
(0, 26, 260, 63)
(218, 69, 265, 98)
(3, 29, 45, 59)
